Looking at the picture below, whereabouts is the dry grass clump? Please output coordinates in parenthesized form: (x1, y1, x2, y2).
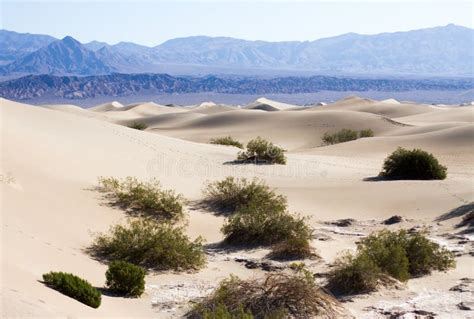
(322, 128, 374, 145)
(379, 147, 447, 180)
(98, 177, 185, 222)
(237, 137, 286, 164)
(89, 218, 206, 271)
(327, 229, 455, 295)
(189, 269, 341, 318)
(210, 136, 244, 149)
(203, 177, 286, 214)
(128, 122, 148, 130)
(359, 129, 374, 138)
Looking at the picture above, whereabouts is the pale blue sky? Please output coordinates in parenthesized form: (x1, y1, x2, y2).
(1, 0, 473, 46)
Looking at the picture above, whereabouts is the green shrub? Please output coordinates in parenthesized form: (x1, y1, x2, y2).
(105, 261, 146, 297)
(237, 137, 286, 164)
(327, 252, 381, 295)
(405, 231, 456, 276)
(358, 230, 410, 281)
(359, 129, 374, 138)
(189, 271, 339, 318)
(322, 128, 375, 145)
(203, 177, 287, 214)
(128, 122, 148, 130)
(98, 177, 185, 222)
(222, 201, 312, 247)
(327, 229, 455, 295)
(322, 129, 358, 145)
(89, 219, 206, 271)
(359, 230, 455, 279)
(379, 147, 447, 180)
(210, 136, 243, 149)
(42, 272, 101, 308)
(206, 177, 313, 253)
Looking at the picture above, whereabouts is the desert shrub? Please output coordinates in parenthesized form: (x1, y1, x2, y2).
(360, 229, 455, 279)
(379, 147, 447, 180)
(206, 177, 313, 255)
(328, 229, 456, 295)
(404, 231, 456, 276)
(269, 236, 317, 261)
(322, 128, 375, 145)
(42, 272, 101, 308)
(128, 122, 148, 130)
(98, 177, 185, 222)
(222, 201, 312, 247)
(89, 219, 206, 271)
(237, 137, 286, 164)
(189, 270, 340, 318)
(203, 177, 287, 214)
(358, 230, 410, 281)
(327, 252, 381, 295)
(322, 129, 358, 145)
(359, 129, 374, 138)
(210, 136, 243, 149)
(105, 261, 146, 297)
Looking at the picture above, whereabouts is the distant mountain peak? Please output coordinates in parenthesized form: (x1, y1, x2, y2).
(0, 35, 114, 75)
(1, 24, 473, 76)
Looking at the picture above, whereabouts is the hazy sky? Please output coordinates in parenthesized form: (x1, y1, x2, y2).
(1, 0, 473, 46)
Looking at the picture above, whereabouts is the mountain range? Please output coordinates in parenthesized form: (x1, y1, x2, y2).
(0, 24, 473, 77)
(1, 73, 472, 101)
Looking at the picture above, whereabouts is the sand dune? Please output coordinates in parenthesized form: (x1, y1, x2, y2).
(244, 97, 297, 111)
(395, 106, 474, 124)
(308, 95, 438, 118)
(41, 103, 111, 121)
(148, 109, 404, 150)
(188, 102, 237, 114)
(89, 100, 124, 112)
(2, 96, 473, 318)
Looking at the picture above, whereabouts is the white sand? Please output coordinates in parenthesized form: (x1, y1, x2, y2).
(2, 96, 473, 317)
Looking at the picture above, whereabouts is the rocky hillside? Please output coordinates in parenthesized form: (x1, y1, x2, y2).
(1, 73, 472, 100)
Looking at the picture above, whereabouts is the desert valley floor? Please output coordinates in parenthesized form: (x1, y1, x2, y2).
(1, 96, 473, 318)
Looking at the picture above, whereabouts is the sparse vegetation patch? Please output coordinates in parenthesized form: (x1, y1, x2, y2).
(42, 272, 102, 308)
(189, 270, 340, 318)
(204, 176, 314, 259)
(128, 122, 148, 130)
(322, 128, 374, 145)
(98, 177, 185, 222)
(237, 137, 286, 164)
(203, 177, 286, 214)
(89, 218, 206, 271)
(222, 203, 312, 248)
(210, 136, 243, 149)
(327, 229, 455, 295)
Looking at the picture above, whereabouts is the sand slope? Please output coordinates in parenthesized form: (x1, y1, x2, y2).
(244, 97, 298, 111)
(308, 95, 439, 118)
(2, 96, 473, 318)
